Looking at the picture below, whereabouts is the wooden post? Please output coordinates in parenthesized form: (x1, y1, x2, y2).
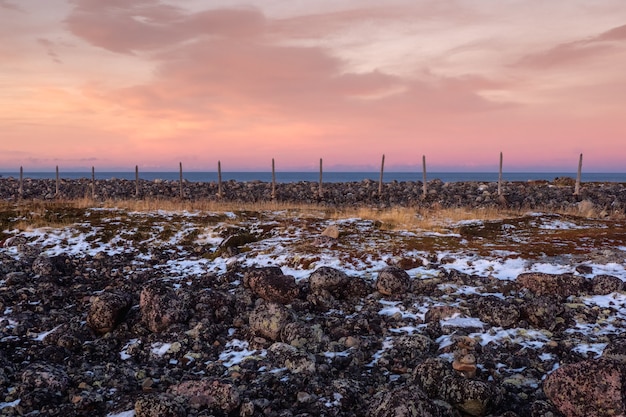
(574, 153, 583, 196)
(135, 165, 139, 197)
(55, 165, 59, 197)
(271, 158, 276, 200)
(378, 154, 385, 198)
(179, 162, 183, 199)
(18, 166, 23, 199)
(91, 166, 95, 200)
(217, 160, 223, 198)
(422, 155, 427, 197)
(318, 158, 323, 199)
(498, 152, 503, 196)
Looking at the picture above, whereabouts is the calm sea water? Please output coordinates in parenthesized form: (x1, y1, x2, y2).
(1, 172, 626, 183)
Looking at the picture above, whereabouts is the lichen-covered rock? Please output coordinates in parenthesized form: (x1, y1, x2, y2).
(376, 266, 410, 296)
(474, 295, 520, 328)
(140, 282, 190, 333)
(309, 266, 370, 299)
(367, 386, 446, 417)
(591, 274, 623, 295)
(134, 393, 187, 417)
(244, 267, 299, 304)
(87, 290, 133, 334)
(249, 301, 295, 341)
(169, 379, 240, 412)
(602, 337, 626, 363)
(543, 359, 626, 417)
(20, 363, 69, 393)
(267, 342, 316, 374)
(424, 305, 465, 323)
(439, 375, 498, 416)
(32, 253, 73, 278)
(393, 334, 434, 359)
(517, 272, 589, 298)
(414, 357, 455, 397)
(309, 266, 349, 294)
(520, 295, 564, 331)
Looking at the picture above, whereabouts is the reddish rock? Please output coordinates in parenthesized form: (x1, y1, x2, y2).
(169, 379, 240, 412)
(376, 266, 410, 296)
(244, 267, 299, 304)
(140, 282, 190, 333)
(591, 274, 623, 295)
(543, 359, 626, 417)
(516, 272, 589, 298)
(86, 290, 132, 334)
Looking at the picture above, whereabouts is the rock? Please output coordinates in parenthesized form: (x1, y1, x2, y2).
(244, 267, 299, 304)
(309, 266, 349, 294)
(140, 282, 190, 333)
(591, 274, 623, 295)
(376, 266, 411, 296)
(367, 386, 445, 417)
(32, 253, 73, 278)
(602, 337, 626, 363)
(575, 264, 593, 275)
(249, 301, 295, 341)
(86, 290, 133, 334)
(474, 295, 520, 328)
(517, 272, 589, 298)
(321, 224, 340, 239)
(169, 379, 240, 412)
(20, 363, 69, 393)
(134, 394, 187, 417)
(543, 359, 626, 417)
(424, 305, 464, 323)
(309, 266, 370, 299)
(267, 342, 316, 374)
(439, 375, 498, 416)
(520, 295, 564, 331)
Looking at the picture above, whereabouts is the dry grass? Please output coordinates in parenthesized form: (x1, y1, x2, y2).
(1, 198, 621, 234)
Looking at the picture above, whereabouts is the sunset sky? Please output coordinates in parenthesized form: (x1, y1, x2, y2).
(2, 0, 626, 172)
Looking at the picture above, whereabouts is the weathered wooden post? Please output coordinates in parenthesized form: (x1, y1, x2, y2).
(18, 166, 23, 199)
(217, 160, 223, 199)
(318, 158, 323, 199)
(271, 158, 276, 200)
(498, 152, 503, 196)
(135, 165, 139, 197)
(574, 153, 583, 196)
(55, 165, 59, 197)
(91, 166, 95, 200)
(179, 162, 183, 199)
(378, 154, 385, 198)
(422, 155, 427, 197)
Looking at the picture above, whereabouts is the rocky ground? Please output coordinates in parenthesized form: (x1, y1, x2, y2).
(1, 176, 626, 211)
(1, 180, 626, 417)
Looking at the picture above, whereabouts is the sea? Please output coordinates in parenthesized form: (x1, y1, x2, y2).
(2, 171, 626, 183)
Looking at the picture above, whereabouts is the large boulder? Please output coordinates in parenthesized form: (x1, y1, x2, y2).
(86, 290, 133, 335)
(543, 359, 626, 417)
(169, 379, 240, 412)
(367, 386, 446, 417)
(516, 272, 589, 298)
(309, 266, 370, 299)
(591, 274, 624, 295)
(140, 282, 190, 333)
(376, 266, 411, 296)
(473, 295, 520, 328)
(134, 394, 186, 417)
(244, 267, 299, 304)
(248, 301, 295, 341)
(520, 295, 564, 331)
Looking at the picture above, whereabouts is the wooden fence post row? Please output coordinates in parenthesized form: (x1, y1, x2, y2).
(11, 154, 588, 201)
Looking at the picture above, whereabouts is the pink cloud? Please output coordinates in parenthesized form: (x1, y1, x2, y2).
(518, 23, 626, 67)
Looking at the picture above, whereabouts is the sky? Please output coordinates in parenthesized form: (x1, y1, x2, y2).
(1, 0, 626, 172)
